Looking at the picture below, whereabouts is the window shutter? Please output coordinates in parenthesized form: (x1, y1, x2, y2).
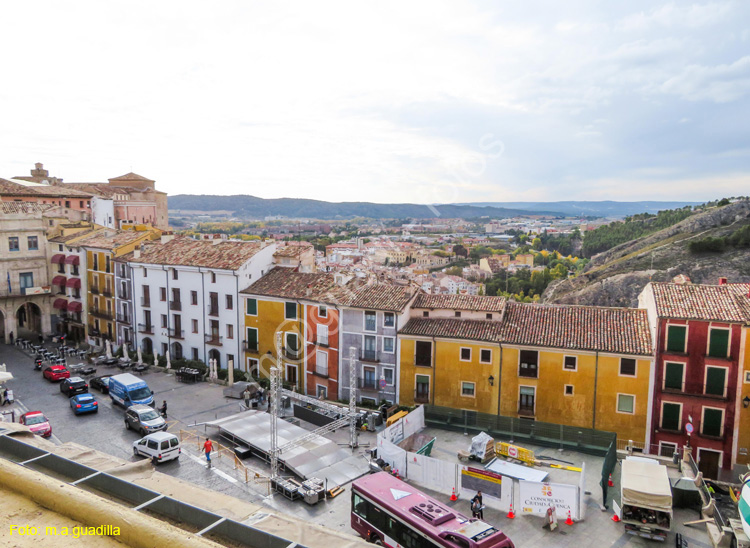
(661, 403, 680, 431)
(664, 362, 683, 390)
(666, 325, 686, 353)
(702, 408, 722, 437)
(708, 329, 729, 358)
(705, 367, 726, 396)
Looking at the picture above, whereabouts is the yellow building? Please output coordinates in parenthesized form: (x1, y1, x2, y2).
(736, 325, 750, 466)
(76, 227, 160, 345)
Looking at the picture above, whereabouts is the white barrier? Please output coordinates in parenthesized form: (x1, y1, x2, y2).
(407, 452, 459, 496)
(518, 480, 580, 520)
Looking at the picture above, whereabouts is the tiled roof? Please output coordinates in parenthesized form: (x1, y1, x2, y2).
(649, 282, 750, 322)
(486, 258, 503, 273)
(343, 284, 413, 311)
(412, 293, 506, 313)
(240, 267, 352, 303)
(74, 230, 152, 250)
(108, 172, 154, 182)
(0, 178, 92, 198)
(129, 237, 264, 270)
(400, 318, 504, 342)
(48, 228, 102, 244)
(499, 301, 653, 356)
(0, 202, 55, 214)
(274, 244, 312, 258)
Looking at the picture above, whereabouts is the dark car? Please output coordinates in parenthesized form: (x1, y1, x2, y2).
(90, 375, 113, 394)
(43, 365, 70, 382)
(60, 377, 88, 397)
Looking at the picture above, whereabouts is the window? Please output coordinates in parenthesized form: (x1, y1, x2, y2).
(708, 328, 729, 358)
(246, 328, 258, 351)
(383, 368, 394, 385)
(364, 311, 377, 332)
(191, 291, 198, 305)
(285, 332, 299, 358)
(248, 358, 259, 377)
(383, 337, 395, 353)
(705, 366, 727, 397)
(701, 407, 723, 438)
(210, 272, 216, 283)
(317, 324, 328, 346)
(246, 298, 257, 315)
(92, 254, 98, 271)
(316, 351, 328, 376)
(659, 442, 678, 458)
(666, 325, 686, 353)
(422, 311, 429, 318)
(143, 267, 147, 277)
(161, 343, 168, 355)
(564, 356, 577, 371)
(384, 312, 394, 327)
(415, 341, 432, 367)
(160, 287, 167, 301)
(317, 385, 327, 399)
(319, 305, 327, 318)
(455, 311, 462, 318)
(519, 386, 535, 414)
(161, 314, 168, 328)
(620, 358, 636, 377)
(661, 402, 681, 431)
(664, 362, 684, 391)
(65, 200, 71, 208)
(415, 375, 430, 402)
(172, 268, 178, 280)
(8, 237, 19, 252)
(286, 364, 298, 384)
(617, 394, 635, 414)
(285, 302, 297, 320)
(227, 354, 234, 366)
(19, 272, 34, 291)
(480, 349, 492, 363)
(105, 256, 110, 273)
(226, 295, 233, 310)
(486, 313, 492, 320)
(227, 324, 234, 339)
(460, 348, 471, 361)
(745, 371, 750, 384)
(564, 384, 574, 396)
(192, 319, 199, 333)
(519, 350, 538, 378)
(192, 348, 199, 361)
(461, 382, 475, 397)
(27, 236, 38, 250)
(79, 200, 84, 208)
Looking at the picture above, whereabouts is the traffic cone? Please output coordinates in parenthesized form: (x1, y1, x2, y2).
(608, 474, 614, 487)
(611, 512, 621, 523)
(565, 510, 574, 526)
(450, 487, 457, 501)
(506, 503, 515, 519)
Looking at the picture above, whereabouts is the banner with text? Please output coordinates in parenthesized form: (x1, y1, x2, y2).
(519, 480, 580, 520)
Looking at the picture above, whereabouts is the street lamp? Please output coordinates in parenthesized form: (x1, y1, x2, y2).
(743, 396, 750, 409)
(488, 375, 494, 387)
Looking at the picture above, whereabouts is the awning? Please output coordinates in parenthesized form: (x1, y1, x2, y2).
(66, 278, 81, 289)
(51, 254, 66, 264)
(52, 275, 67, 286)
(53, 298, 68, 311)
(67, 301, 83, 313)
(64, 255, 80, 265)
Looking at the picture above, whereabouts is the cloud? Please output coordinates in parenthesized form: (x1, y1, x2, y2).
(659, 56, 750, 103)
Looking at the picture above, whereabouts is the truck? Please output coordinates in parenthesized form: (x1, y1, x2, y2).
(109, 373, 154, 408)
(620, 457, 673, 542)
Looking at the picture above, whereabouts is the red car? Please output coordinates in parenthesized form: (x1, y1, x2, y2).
(43, 365, 70, 382)
(19, 411, 52, 437)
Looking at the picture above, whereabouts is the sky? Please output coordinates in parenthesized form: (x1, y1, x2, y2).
(1, 1, 749, 204)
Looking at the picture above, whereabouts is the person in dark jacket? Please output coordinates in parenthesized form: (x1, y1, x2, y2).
(471, 491, 484, 519)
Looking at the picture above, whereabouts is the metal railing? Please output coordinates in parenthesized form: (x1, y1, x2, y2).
(207, 304, 219, 317)
(314, 366, 329, 378)
(662, 381, 728, 399)
(90, 287, 100, 295)
(358, 377, 377, 390)
(414, 393, 429, 403)
(88, 308, 113, 321)
(169, 300, 182, 311)
(205, 334, 223, 345)
(115, 313, 131, 324)
(361, 350, 378, 362)
(138, 323, 154, 334)
(243, 340, 259, 352)
(168, 327, 184, 339)
(140, 297, 151, 307)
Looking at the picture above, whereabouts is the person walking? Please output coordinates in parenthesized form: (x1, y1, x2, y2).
(5, 389, 14, 406)
(243, 386, 252, 409)
(159, 400, 168, 419)
(8, 332, 13, 346)
(203, 438, 213, 468)
(471, 491, 484, 520)
(0, 386, 6, 406)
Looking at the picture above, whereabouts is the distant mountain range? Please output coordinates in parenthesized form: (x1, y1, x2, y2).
(168, 195, 556, 220)
(458, 201, 703, 218)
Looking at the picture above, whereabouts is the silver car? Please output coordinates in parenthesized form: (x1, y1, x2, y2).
(124, 404, 166, 435)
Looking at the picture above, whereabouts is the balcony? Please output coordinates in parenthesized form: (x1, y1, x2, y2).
(207, 305, 219, 317)
(88, 308, 113, 321)
(361, 350, 379, 363)
(168, 327, 184, 339)
(102, 289, 113, 298)
(90, 287, 100, 295)
(169, 301, 182, 311)
(118, 290, 128, 300)
(662, 381, 728, 400)
(243, 340, 259, 353)
(358, 377, 378, 390)
(205, 334, 223, 346)
(518, 404, 535, 417)
(283, 349, 301, 360)
(115, 313, 131, 324)
(314, 366, 329, 378)
(140, 298, 151, 307)
(138, 323, 154, 334)
(414, 393, 429, 404)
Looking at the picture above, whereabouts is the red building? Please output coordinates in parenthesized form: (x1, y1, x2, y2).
(639, 280, 750, 479)
(305, 300, 341, 399)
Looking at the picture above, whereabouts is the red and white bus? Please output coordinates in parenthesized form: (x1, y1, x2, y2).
(351, 472, 515, 548)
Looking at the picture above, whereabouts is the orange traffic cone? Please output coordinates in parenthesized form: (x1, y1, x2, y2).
(450, 487, 457, 501)
(608, 474, 614, 487)
(565, 510, 574, 526)
(506, 503, 515, 519)
(611, 512, 621, 523)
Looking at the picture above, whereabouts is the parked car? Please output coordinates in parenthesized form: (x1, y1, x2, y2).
(90, 375, 112, 394)
(60, 377, 88, 397)
(125, 404, 167, 435)
(132, 432, 181, 464)
(43, 365, 70, 382)
(70, 393, 98, 415)
(19, 411, 52, 437)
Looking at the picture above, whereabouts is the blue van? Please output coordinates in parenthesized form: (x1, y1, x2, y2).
(109, 373, 155, 407)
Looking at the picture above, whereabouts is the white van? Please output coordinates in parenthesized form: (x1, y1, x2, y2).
(132, 432, 181, 464)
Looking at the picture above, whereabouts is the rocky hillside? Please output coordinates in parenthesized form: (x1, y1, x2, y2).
(543, 200, 750, 308)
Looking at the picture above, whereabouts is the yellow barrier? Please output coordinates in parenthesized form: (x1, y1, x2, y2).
(496, 442, 536, 465)
(386, 410, 407, 427)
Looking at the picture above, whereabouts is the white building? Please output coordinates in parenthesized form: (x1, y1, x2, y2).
(129, 237, 277, 369)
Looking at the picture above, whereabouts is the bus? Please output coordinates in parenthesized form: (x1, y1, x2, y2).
(351, 472, 515, 548)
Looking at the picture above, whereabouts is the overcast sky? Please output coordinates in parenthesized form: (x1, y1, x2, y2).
(2, 1, 749, 204)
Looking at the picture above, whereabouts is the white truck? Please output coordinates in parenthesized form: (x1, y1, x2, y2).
(620, 458, 673, 542)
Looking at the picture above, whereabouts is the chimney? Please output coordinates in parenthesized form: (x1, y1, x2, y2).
(306, 284, 312, 297)
(160, 232, 175, 244)
(133, 247, 141, 259)
(719, 277, 727, 286)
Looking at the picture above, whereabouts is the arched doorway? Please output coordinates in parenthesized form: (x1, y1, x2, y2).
(0, 310, 5, 343)
(171, 342, 183, 360)
(141, 337, 153, 355)
(208, 349, 221, 368)
(16, 302, 42, 337)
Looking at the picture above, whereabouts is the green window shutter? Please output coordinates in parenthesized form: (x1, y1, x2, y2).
(285, 302, 296, 319)
(708, 329, 729, 358)
(246, 328, 258, 350)
(705, 367, 726, 396)
(661, 403, 680, 431)
(246, 299, 257, 315)
(416, 375, 429, 386)
(664, 362, 683, 390)
(287, 333, 298, 352)
(666, 325, 686, 353)
(702, 408, 723, 437)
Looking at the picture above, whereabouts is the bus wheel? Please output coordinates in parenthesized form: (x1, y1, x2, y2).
(370, 536, 383, 546)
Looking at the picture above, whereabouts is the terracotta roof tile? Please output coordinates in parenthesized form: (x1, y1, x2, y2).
(499, 301, 653, 356)
(400, 318, 504, 343)
(75, 230, 152, 250)
(240, 267, 352, 303)
(129, 237, 264, 270)
(649, 282, 750, 322)
(0, 202, 56, 214)
(412, 293, 506, 313)
(343, 284, 413, 311)
(0, 178, 92, 198)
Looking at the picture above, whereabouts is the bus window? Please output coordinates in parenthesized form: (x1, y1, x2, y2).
(353, 493, 368, 519)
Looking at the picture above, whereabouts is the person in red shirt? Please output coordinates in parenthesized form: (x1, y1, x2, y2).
(203, 438, 213, 467)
